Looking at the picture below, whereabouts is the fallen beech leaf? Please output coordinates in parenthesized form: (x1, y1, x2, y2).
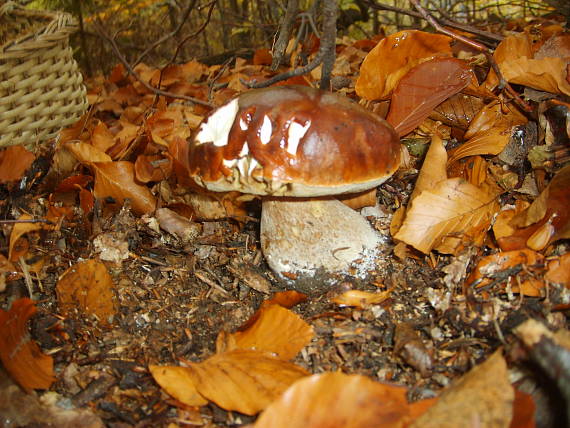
(337, 188, 377, 209)
(331, 289, 393, 308)
(486, 32, 570, 96)
(410, 351, 513, 428)
(387, 57, 471, 136)
(186, 350, 309, 415)
(409, 134, 447, 204)
(216, 304, 313, 360)
(134, 154, 173, 183)
(65, 141, 112, 163)
(394, 323, 433, 377)
(149, 365, 208, 407)
(56, 259, 117, 325)
(155, 207, 202, 243)
(508, 165, 570, 250)
(0, 298, 55, 392)
(263, 290, 307, 308)
(254, 372, 411, 428)
(0, 146, 35, 183)
(93, 161, 156, 214)
(356, 30, 452, 100)
(466, 249, 545, 297)
(545, 252, 570, 287)
(430, 93, 485, 131)
(394, 178, 499, 255)
(8, 214, 51, 262)
(91, 121, 115, 153)
(448, 101, 528, 163)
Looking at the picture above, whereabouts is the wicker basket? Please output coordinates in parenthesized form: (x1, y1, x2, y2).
(0, 1, 88, 150)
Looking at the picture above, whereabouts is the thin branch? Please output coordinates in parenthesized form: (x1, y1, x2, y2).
(364, 0, 504, 44)
(95, 23, 213, 108)
(408, 0, 532, 113)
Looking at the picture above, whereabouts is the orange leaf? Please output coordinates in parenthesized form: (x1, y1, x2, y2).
(186, 350, 309, 415)
(510, 389, 536, 428)
(0, 145, 35, 183)
(465, 249, 545, 297)
(8, 214, 51, 262)
(91, 121, 115, 153)
(134, 154, 173, 183)
(545, 252, 570, 287)
(149, 365, 208, 407)
(0, 298, 55, 392)
(331, 289, 393, 308)
(254, 372, 411, 428)
(411, 351, 513, 428)
(56, 259, 117, 325)
(356, 30, 452, 101)
(216, 304, 313, 360)
(93, 161, 156, 214)
(387, 57, 471, 136)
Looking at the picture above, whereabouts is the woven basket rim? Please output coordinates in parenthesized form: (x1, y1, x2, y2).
(0, 1, 78, 56)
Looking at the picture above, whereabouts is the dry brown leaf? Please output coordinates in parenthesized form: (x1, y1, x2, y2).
(0, 146, 35, 183)
(93, 161, 156, 214)
(394, 323, 433, 377)
(254, 372, 411, 428)
(356, 30, 452, 101)
(186, 349, 309, 415)
(65, 141, 113, 164)
(331, 289, 393, 308)
(545, 252, 570, 287)
(155, 207, 202, 243)
(134, 154, 173, 183)
(486, 32, 570, 96)
(507, 164, 570, 250)
(430, 93, 485, 131)
(411, 351, 513, 428)
(465, 249, 545, 297)
(386, 57, 472, 136)
(448, 101, 528, 163)
(8, 213, 51, 262)
(409, 134, 447, 204)
(395, 178, 499, 254)
(0, 298, 56, 392)
(91, 121, 115, 153)
(56, 259, 117, 325)
(216, 304, 313, 360)
(148, 365, 208, 407)
(337, 188, 377, 210)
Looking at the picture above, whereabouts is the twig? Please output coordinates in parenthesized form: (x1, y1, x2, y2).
(243, 0, 337, 90)
(409, 0, 532, 113)
(364, 0, 503, 44)
(0, 218, 54, 224)
(95, 23, 213, 108)
(271, 0, 299, 70)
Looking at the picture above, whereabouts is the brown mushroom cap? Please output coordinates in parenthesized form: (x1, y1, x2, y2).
(188, 85, 400, 197)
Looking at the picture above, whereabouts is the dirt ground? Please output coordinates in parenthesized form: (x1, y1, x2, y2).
(1, 157, 567, 427)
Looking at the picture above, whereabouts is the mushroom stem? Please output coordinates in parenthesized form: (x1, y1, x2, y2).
(260, 197, 382, 279)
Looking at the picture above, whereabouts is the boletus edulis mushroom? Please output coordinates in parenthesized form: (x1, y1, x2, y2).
(187, 85, 400, 280)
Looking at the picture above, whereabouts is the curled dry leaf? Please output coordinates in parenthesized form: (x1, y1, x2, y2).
(356, 30, 452, 101)
(227, 264, 272, 294)
(91, 121, 115, 153)
(430, 93, 486, 131)
(185, 350, 309, 415)
(394, 323, 433, 378)
(254, 372, 412, 428)
(149, 365, 208, 407)
(56, 259, 117, 325)
(216, 304, 314, 360)
(134, 154, 173, 183)
(448, 101, 528, 164)
(0, 298, 55, 392)
(331, 289, 393, 308)
(93, 161, 156, 215)
(410, 351, 513, 428)
(65, 141, 112, 163)
(155, 207, 202, 243)
(386, 57, 472, 137)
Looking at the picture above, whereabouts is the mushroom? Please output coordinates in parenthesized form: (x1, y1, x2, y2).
(187, 86, 400, 280)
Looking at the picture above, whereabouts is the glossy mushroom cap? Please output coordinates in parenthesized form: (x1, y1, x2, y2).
(187, 85, 400, 197)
